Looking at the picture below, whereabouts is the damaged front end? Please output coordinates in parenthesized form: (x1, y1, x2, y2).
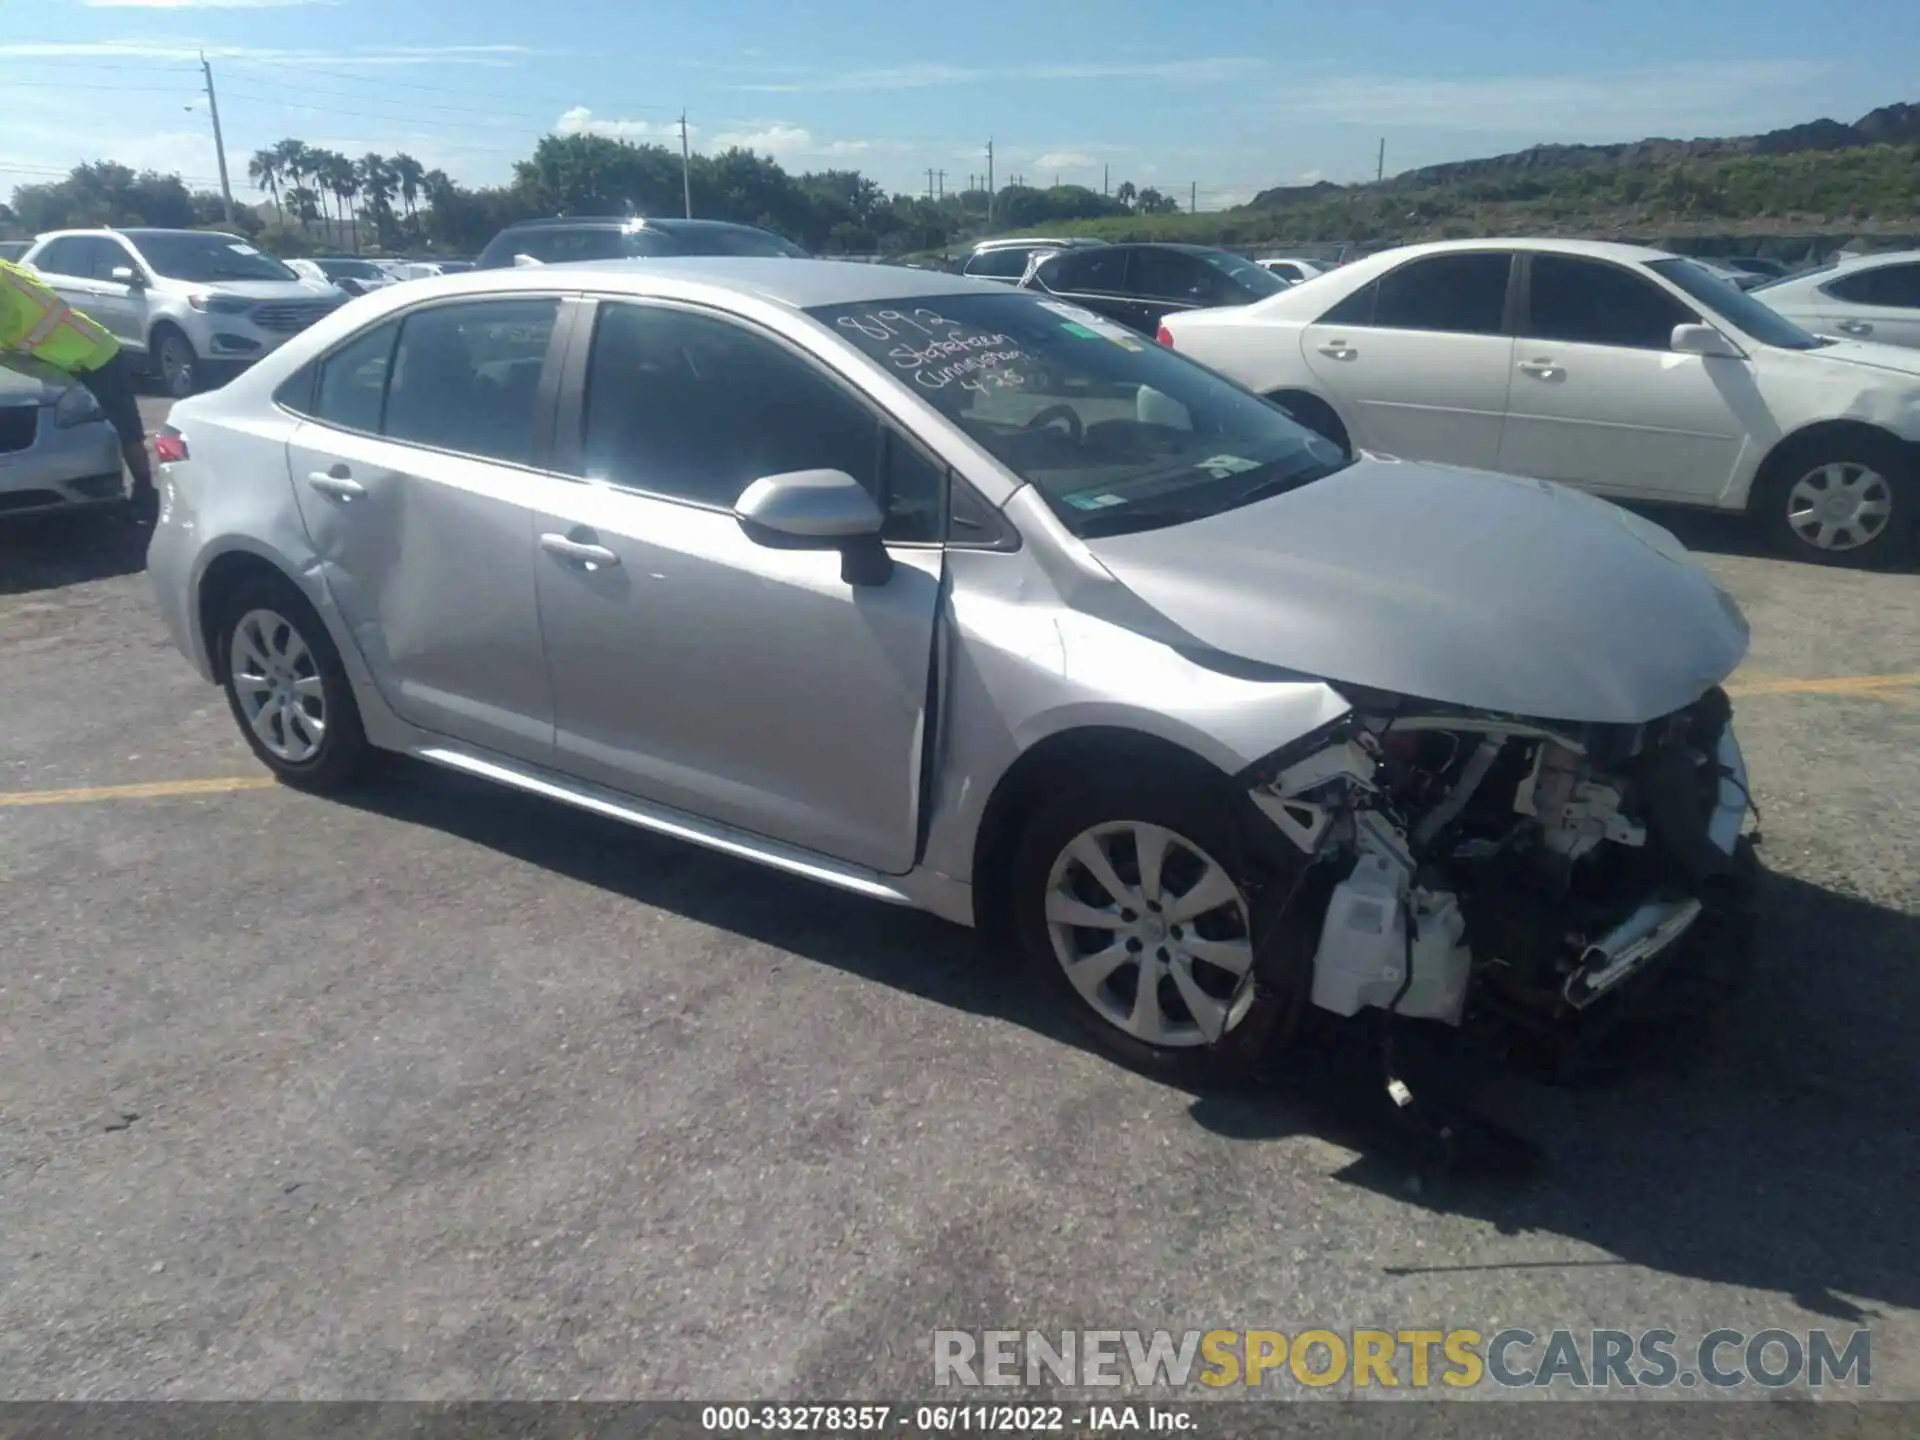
(1242, 686, 1758, 1064)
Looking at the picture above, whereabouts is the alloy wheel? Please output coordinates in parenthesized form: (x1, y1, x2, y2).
(160, 334, 196, 398)
(1043, 821, 1256, 1048)
(229, 608, 327, 763)
(1785, 462, 1893, 552)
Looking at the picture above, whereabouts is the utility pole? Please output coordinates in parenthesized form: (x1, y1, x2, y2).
(199, 52, 235, 224)
(1376, 137, 1385, 183)
(1103, 162, 1109, 196)
(1190, 180, 1197, 213)
(985, 139, 994, 226)
(679, 110, 693, 218)
(926, 168, 935, 202)
(936, 169, 946, 201)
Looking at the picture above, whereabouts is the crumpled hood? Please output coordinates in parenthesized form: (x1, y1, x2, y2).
(0, 351, 74, 403)
(1086, 456, 1749, 725)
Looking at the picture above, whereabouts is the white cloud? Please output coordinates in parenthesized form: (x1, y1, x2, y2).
(0, 41, 531, 66)
(1033, 151, 1097, 171)
(1273, 60, 1833, 138)
(1295, 169, 1326, 184)
(556, 106, 684, 141)
(554, 110, 892, 162)
(82, 0, 336, 9)
(732, 57, 1264, 93)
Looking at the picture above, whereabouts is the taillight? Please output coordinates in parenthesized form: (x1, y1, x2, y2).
(153, 425, 189, 464)
(1155, 324, 1175, 348)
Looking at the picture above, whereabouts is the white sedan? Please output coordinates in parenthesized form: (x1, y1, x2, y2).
(1753, 249, 1920, 351)
(1159, 238, 1920, 567)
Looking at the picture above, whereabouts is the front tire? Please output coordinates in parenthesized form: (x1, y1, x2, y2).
(1010, 772, 1318, 1079)
(1753, 432, 1913, 567)
(152, 325, 200, 399)
(216, 575, 369, 791)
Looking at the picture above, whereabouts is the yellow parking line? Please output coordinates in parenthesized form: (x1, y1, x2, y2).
(1725, 672, 1920, 698)
(0, 776, 277, 808)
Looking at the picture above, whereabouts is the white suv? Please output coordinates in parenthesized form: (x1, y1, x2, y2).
(22, 228, 347, 398)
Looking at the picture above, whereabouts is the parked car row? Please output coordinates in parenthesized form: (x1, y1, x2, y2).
(1159, 238, 1920, 566)
(148, 255, 1759, 1086)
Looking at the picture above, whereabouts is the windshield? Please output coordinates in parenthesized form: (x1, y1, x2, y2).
(315, 259, 385, 280)
(130, 233, 297, 283)
(1647, 257, 1827, 350)
(806, 290, 1350, 537)
(1201, 250, 1290, 298)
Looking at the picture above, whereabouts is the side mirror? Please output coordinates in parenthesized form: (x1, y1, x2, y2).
(110, 265, 143, 287)
(734, 469, 893, 586)
(1671, 323, 1742, 359)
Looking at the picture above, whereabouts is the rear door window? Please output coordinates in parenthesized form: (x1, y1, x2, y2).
(966, 248, 1032, 280)
(1040, 247, 1129, 294)
(30, 237, 87, 276)
(381, 298, 561, 465)
(309, 319, 400, 433)
(1826, 263, 1920, 309)
(1316, 252, 1513, 335)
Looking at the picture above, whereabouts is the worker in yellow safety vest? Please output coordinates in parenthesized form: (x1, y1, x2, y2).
(0, 257, 156, 518)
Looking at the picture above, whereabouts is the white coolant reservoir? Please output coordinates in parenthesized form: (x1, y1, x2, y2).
(1310, 857, 1474, 1025)
(1310, 854, 1408, 1017)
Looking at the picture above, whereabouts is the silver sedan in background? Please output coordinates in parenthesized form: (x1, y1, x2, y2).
(147, 258, 1756, 1081)
(0, 353, 128, 518)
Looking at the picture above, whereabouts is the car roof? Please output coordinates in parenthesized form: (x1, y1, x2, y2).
(368, 255, 992, 309)
(495, 216, 775, 234)
(971, 236, 1104, 252)
(1353, 237, 1677, 265)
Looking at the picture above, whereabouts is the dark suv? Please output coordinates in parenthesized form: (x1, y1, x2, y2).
(1021, 242, 1288, 335)
(475, 217, 810, 270)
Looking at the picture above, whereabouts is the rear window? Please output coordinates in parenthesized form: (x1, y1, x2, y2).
(478, 226, 670, 269)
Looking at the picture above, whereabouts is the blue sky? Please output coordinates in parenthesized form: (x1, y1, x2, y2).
(4, 0, 1916, 214)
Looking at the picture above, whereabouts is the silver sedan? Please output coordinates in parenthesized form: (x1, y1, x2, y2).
(147, 258, 1757, 1079)
(0, 354, 126, 517)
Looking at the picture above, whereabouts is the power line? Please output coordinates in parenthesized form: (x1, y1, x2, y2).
(216, 86, 551, 137)
(223, 56, 670, 111)
(212, 76, 574, 124)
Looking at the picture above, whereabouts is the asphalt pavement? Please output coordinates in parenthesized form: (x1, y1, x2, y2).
(0, 394, 1915, 1414)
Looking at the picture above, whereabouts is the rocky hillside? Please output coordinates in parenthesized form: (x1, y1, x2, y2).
(1377, 100, 1920, 193)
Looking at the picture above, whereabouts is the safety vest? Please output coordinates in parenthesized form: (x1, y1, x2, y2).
(0, 258, 120, 374)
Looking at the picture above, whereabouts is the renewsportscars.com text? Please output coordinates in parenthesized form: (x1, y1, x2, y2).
(933, 1328, 1872, 1391)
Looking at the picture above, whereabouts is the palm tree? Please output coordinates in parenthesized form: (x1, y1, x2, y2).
(287, 186, 322, 233)
(318, 152, 359, 252)
(389, 152, 425, 237)
(1116, 180, 1137, 210)
(355, 153, 396, 248)
(248, 147, 282, 224)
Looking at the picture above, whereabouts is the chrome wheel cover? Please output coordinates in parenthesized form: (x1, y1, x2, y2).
(1786, 462, 1893, 552)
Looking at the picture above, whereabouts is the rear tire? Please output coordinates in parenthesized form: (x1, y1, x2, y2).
(215, 574, 370, 792)
(1009, 770, 1320, 1081)
(1752, 431, 1913, 568)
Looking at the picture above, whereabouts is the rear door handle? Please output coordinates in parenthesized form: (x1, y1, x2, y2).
(306, 467, 366, 500)
(540, 533, 620, 570)
(1836, 320, 1873, 336)
(1317, 339, 1358, 359)
(1518, 358, 1564, 380)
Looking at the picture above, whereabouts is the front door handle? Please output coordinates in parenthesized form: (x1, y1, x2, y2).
(1317, 339, 1358, 359)
(1836, 320, 1873, 336)
(306, 466, 366, 501)
(540, 533, 621, 570)
(1518, 358, 1564, 380)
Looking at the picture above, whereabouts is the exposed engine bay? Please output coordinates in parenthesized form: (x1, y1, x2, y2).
(1245, 686, 1754, 1037)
